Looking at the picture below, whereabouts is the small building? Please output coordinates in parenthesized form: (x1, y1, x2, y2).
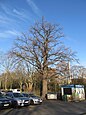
(61, 84, 85, 101)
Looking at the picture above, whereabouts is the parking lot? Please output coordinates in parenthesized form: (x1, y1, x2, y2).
(0, 100, 86, 115)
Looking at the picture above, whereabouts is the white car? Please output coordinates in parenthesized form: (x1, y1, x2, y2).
(22, 93, 42, 105)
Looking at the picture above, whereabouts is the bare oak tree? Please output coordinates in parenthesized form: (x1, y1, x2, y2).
(11, 18, 77, 99)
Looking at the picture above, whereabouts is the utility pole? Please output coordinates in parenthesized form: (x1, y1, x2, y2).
(67, 61, 71, 84)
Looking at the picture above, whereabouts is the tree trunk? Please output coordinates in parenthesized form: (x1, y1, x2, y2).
(28, 82, 33, 92)
(42, 79, 47, 99)
(5, 75, 7, 90)
(20, 81, 22, 92)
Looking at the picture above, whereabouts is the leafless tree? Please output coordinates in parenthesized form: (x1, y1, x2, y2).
(0, 53, 16, 89)
(10, 18, 77, 98)
(71, 65, 86, 79)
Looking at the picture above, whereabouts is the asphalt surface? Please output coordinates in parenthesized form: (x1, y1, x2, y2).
(0, 100, 86, 115)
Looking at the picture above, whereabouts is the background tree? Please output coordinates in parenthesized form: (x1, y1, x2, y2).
(10, 18, 77, 99)
(0, 53, 15, 90)
(70, 65, 86, 84)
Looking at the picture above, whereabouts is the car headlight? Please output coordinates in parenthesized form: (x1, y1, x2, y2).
(17, 100, 22, 103)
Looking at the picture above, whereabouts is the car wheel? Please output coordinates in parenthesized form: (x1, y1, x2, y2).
(30, 100, 34, 105)
(13, 102, 18, 108)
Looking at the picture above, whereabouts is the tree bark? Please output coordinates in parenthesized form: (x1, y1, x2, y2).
(42, 79, 47, 99)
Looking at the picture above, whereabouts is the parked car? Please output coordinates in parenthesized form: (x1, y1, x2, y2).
(5, 96, 19, 108)
(22, 93, 42, 105)
(5, 92, 30, 107)
(46, 92, 57, 100)
(0, 92, 11, 109)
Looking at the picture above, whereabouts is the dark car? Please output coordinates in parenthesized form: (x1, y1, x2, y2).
(5, 96, 18, 108)
(0, 93, 11, 109)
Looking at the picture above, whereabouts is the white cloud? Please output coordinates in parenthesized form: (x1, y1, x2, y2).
(13, 9, 24, 16)
(0, 18, 8, 24)
(0, 15, 14, 24)
(0, 30, 21, 39)
(0, 3, 32, 23)
(13, 8, 32, 21)
(26, 0, 41, 16)
(0, 3, 13, 16)
(6, 30, 21, 36)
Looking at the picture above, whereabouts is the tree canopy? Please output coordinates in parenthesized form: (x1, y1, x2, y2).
(10, 18, 78, 98)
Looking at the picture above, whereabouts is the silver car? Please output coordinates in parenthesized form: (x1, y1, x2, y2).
(22, 93, 42, 105)
(6, 92, 30, 107)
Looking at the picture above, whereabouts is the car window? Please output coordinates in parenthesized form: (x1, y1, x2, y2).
(23, 93, 29, 97)
(29, 94, 37, 98)
(6, 93, 13, 98)
(13, 93, 23, 97)
(0, 93, 5, 98)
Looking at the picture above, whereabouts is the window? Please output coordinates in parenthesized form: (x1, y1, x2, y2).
(64, 88, 72, 95)
(13, 93, 23, 97)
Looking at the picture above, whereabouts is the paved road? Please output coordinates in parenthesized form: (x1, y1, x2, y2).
(0, 100, 86, 115)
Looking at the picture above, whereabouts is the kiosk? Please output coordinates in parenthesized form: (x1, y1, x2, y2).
(61, 84, 85, 101)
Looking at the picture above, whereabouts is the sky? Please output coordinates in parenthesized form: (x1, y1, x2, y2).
(0, 0, 86, 67)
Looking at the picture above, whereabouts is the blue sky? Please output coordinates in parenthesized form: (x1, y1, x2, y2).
(0, 0, 86, 67)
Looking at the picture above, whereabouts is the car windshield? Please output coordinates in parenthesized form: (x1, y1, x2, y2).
(29, 94, 37, 98)
(13, 93, 24, 97)
(31, 95, 36, 98)
(23, 93, 29, 97)
(0, 93, 6, 98)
